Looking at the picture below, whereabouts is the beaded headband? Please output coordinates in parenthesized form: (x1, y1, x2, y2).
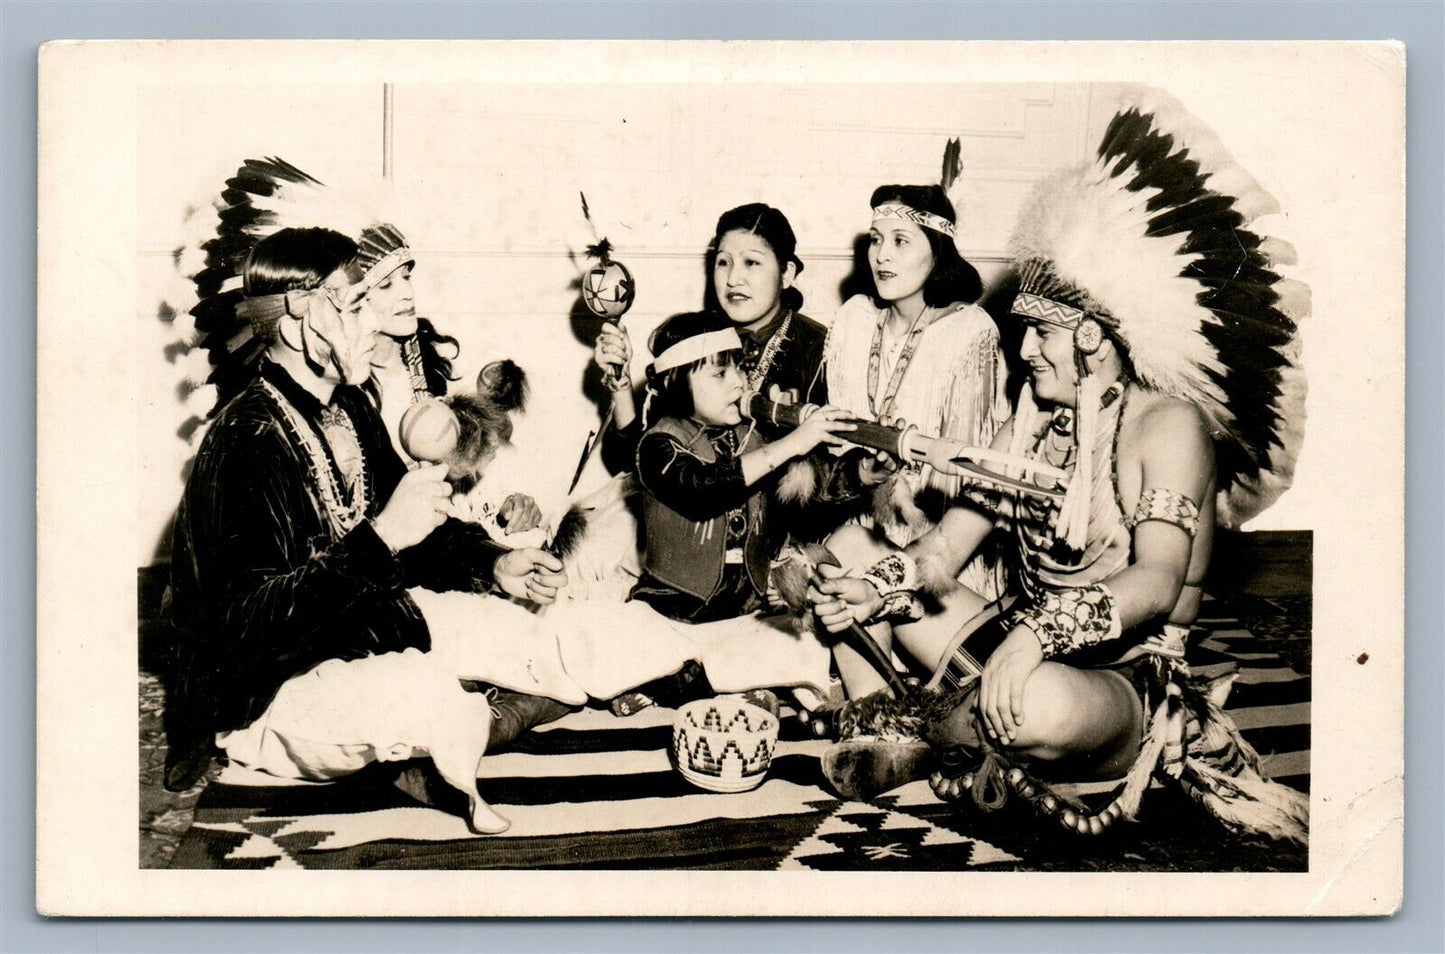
(651, 328, 743, 374)
(1010, 291, 1084, 329)
(871, 202, 957, 239)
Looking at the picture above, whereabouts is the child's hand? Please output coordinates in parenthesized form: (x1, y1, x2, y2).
(787, 405, 856, 455)
(497, 493, 543, 532)
(858, 449, 901, 487)
(593, 323, 632, 385)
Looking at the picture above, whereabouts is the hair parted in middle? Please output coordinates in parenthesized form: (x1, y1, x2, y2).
(867, 183, 982, 309)
(705, 203, 805, 314)
(242, 227, 359, 298)
(643, 310, 744, 427)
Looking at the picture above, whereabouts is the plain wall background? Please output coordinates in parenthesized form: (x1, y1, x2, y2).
(138, 80, 1313, 566)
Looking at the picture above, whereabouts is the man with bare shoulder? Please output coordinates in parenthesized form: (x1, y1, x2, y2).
(807, 90, 1311, 844)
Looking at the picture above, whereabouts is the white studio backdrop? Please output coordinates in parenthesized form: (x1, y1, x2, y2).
(136, 80, 1316, 566)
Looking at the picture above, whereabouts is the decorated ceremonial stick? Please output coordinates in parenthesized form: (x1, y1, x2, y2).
(741, 391, 1069, 500)
(773, 544, 910, 699)
(567, 191, 638, 497)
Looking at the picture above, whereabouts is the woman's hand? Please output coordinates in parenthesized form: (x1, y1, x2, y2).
(806, 563, 883, 633)
(786, 405, 856, 456)
(496, 493, 543, 533)
(495, 548, 569, 605)
(978, 626, 1045, 744)
(593, 323, 632, 384)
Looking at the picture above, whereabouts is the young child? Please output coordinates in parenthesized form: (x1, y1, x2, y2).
(588, 312, 850, 713)
(631, 311, 856, 621)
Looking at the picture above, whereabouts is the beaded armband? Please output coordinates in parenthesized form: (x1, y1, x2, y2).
(860, 552, 926, 624)
(1011, 583, 1123, 658)
(1129, 488, 1200, 537)
(962, 483, 1002, 513)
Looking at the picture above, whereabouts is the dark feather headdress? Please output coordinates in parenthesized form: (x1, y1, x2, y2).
(170, 158, 337, 421)
(178, 158, 415, 418)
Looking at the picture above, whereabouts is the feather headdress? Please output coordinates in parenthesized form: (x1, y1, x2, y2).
(237, 159, 414, 293)
(179, 158, 414, 417)
(1007, 88, 1308, 527)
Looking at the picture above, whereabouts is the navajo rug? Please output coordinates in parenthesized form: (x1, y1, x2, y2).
(166, 598, 1309, 871)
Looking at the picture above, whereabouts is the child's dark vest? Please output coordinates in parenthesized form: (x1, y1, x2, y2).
(640, 417, 777, 603)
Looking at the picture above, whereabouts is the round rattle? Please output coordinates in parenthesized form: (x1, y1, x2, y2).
(399, 398, 460, 463)
(581, 258, 635, 320)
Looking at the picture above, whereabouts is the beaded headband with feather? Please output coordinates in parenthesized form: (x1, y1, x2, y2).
(1006, 88, 1308, 529)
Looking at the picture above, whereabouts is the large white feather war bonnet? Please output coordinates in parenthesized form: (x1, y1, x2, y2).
(1006, 88, 1308, 529)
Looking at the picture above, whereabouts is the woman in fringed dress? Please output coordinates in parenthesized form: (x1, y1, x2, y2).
(820, 180, 1011, 698)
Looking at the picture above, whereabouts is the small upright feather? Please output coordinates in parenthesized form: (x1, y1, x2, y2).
(940, 137, 963, 192)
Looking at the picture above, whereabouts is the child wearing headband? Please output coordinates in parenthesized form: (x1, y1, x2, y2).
(590, 311, 856, 715)
(630, 311, 857, 624)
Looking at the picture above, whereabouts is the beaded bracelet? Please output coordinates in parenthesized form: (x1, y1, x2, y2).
(1011, 583, 1122, 658)
(860, 552, 926, 624)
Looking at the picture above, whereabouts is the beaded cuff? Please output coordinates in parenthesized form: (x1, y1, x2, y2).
(1011, 583, 1122, 658)
(1129, 487, 1200, 536)
(963, 483, 1002, 513)
(860, 552, 926, 624)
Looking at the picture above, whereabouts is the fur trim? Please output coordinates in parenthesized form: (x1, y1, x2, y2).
(776, 458, 819, 504)
(871, 472, 929, 538)
(552, 473, 643, 603)
(770, 543, 835, 617)
(837, 684, 974, 744)
(912, 531, 962, 597)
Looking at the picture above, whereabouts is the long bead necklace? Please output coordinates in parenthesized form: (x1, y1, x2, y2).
(1016, 383, 1127, 578)
(261, 379, 371, 537)
(865, 304, 938, 421)
(746, 311, 792, 392)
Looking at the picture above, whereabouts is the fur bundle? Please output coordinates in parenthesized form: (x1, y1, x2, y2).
(476, 359, 529, 414)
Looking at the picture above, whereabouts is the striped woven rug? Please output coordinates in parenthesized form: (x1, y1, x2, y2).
(167, 598, 1309, 871)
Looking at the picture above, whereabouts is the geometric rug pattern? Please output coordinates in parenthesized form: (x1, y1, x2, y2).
(167, 596, 1309, 871)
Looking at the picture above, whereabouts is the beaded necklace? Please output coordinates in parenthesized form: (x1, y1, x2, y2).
(745, 311, 792, 392)
(865, 304, 939, 421)
(1016, 383, 1128, 584)
(401, 335, 430, 403)
(261, 378, 371, 537)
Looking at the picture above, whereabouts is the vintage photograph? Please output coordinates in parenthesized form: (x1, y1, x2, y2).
(38, 40, 1404, 916)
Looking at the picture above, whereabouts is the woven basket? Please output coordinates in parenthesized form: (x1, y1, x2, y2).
(672, 696, 779, 794)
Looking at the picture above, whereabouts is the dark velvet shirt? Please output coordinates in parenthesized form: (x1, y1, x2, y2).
(169, 359, 508, 735)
